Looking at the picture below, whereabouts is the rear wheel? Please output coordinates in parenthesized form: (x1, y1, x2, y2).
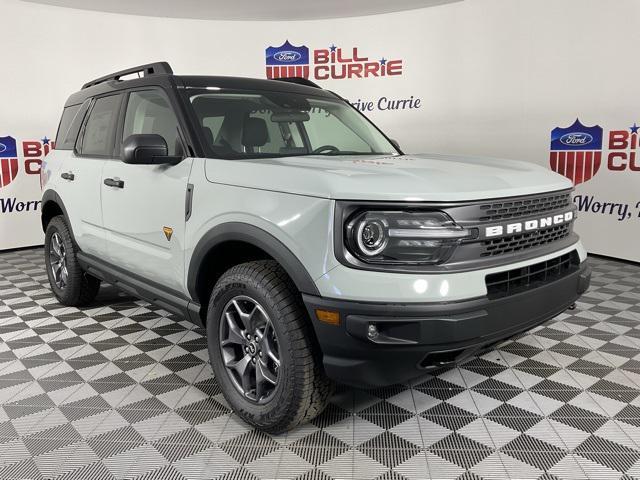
(44, 216, 101, 306)
(207, 260, 333, 433)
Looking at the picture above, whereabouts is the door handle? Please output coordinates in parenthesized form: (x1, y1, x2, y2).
(104, 178, 125, 188)
(60, 172, 75, 181)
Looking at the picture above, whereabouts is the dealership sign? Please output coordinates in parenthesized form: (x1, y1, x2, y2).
(0, 135, 51, 249)
(0, 132, 49, 212)
(0, 135, 52, 188)
(547, 117, 640, 265)
(550, 118, 640, 186)
(550, 119, 603, 186)
(265, 40, 403, 80)
(0, 137, 20, 188)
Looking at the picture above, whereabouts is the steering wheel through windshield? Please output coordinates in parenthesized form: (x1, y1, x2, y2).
(311, 145, 340, 154)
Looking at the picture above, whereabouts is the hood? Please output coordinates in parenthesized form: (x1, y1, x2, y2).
(204, 153, 572, 202)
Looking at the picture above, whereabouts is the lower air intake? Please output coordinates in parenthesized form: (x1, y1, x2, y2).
(485, 251, 580, 299)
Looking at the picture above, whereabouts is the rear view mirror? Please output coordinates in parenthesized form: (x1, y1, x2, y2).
(122, 134, 181, 165)
(271, 111, 310, 123)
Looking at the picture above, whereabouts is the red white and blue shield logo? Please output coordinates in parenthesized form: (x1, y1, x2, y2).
(0, 136, 18, 188)
(549, 119, 603, 186)
(265, 40, 310, 79)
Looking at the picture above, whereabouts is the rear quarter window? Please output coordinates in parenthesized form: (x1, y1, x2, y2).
(55, 105, 80, 150)
(55, 100, 90, 151)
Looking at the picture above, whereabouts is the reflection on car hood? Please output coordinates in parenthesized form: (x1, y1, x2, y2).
(204, 153, 572, 202)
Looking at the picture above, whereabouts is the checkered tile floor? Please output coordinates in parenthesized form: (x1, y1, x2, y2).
(1, 248, 639, 480)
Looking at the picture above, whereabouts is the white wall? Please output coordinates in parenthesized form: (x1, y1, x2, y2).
(1, 0, 639, 262)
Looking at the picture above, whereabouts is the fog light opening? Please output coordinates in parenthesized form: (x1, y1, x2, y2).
(367, 323, 379, 340)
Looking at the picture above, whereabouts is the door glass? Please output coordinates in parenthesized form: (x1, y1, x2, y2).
(123, 91, 181, 155)
(81, 95, 120, 156)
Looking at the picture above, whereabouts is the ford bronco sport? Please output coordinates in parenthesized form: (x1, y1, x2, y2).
(41, 62, 591, 432)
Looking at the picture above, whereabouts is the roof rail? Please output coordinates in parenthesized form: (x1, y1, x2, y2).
(273, 77, 322, 89)
(81, 62, 173, 90)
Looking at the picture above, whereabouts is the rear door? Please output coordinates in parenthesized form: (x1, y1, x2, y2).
(55, 94, 123, 256)
(100, 88, 193, 294)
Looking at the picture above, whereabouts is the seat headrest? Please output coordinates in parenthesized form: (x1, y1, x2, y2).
(242, 117, 268, 148)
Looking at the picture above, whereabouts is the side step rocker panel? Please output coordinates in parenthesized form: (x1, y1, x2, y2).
(77, 252, 203, 326)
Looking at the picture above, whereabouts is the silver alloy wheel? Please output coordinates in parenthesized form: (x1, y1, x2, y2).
(219, 295, 280, 404)
(48, 232, 68, 289)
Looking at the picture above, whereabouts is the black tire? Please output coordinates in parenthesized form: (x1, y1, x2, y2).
(207, 260, 333, 433)
(44, 215, 101, 306)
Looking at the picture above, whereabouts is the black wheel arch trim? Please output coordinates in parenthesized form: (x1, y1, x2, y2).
(187, 222, 321, 302)
(41, 190, 74, 237)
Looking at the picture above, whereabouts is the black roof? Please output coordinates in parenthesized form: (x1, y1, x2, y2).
(65, 61, 336, 107)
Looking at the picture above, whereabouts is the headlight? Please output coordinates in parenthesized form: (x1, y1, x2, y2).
(345, 210, 473, 265)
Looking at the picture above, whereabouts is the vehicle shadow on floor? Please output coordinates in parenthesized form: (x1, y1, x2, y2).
(88, 284, 137, 306)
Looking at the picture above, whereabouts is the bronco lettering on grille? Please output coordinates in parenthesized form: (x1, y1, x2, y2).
(485, 211, 574, 238)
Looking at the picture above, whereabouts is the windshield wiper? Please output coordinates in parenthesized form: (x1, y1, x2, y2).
(308, 151, 390, 156)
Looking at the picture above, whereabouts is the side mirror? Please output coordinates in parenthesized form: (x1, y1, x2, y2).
(122, 134, 181, 165)
(390, 139, 402, 152)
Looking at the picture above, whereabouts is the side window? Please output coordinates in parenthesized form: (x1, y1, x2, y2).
(122, 90, 181, 156)
(305, 108, 370, 152)
(57, 100, 91, 151)
(80, 95, 121, 156)
(55, 105, 80, 150)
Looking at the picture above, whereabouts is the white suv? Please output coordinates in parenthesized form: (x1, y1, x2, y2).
(41, 62, 591, 432)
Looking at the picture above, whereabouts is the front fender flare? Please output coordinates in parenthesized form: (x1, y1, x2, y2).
(187, 222, 321, 302)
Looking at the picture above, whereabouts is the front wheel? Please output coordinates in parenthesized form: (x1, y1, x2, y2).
(207, 260, 333, 433)
(44, 216, 101, 306)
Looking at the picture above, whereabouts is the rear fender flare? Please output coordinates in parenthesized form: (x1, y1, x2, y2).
(41, 190, 75, 240)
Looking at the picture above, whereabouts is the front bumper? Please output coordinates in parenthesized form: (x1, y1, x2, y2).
(304, 260, 591, 388)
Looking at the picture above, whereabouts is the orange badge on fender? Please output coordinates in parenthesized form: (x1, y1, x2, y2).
(163, 227, 173, 241)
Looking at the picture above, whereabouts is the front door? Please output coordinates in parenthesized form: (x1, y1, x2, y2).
(100, 88, 193, 294)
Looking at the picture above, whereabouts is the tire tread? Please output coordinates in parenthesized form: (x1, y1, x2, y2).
(207, 260, 333, 433)
(45, 216, 100, 306)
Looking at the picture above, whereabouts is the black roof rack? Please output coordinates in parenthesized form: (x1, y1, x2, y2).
(274, 77, 322, 89)
(81, 62, 173, 90)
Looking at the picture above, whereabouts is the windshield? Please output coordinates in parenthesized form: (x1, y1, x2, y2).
(187, 90, 398, 159)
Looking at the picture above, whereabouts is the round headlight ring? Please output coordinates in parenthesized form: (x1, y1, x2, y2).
(355, 218, 388, 256)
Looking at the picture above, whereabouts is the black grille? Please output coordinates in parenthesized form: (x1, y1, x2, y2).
(481, 223, 571, 257)
(485, 251, 579, 299)
(478, 192, 572, 222)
